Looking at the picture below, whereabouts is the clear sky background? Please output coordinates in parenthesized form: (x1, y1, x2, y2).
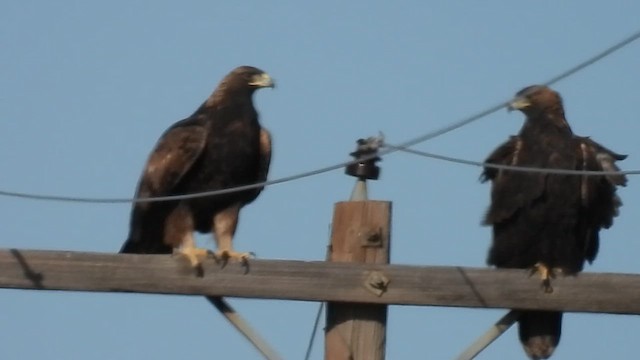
(1, 2, 639, 359)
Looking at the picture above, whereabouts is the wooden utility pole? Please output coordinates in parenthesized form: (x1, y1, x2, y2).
(325, 137, 390, 360)
(324, 201, 391, 360)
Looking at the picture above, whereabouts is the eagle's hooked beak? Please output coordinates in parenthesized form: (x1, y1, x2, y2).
(507, 97, 531, 112)
(249, 73, 275, 89)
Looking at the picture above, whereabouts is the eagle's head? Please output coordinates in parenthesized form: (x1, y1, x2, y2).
(205, 66, 275, 107)
(508, 85, 564, 117)
(229, 66, 275, 90)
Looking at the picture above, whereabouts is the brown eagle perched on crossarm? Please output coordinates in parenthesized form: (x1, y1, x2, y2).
(120, 65, 274, 267)
(481, 85, 626, 359)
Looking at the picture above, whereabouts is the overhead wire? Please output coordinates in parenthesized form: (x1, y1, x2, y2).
(1, 28, 639, 204)
(386, 144, 640, 176)
(375, 27, 640, 152)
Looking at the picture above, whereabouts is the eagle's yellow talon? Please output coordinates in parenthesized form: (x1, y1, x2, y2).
(530, 262, 554, 293)
(214, 249, 253, 263)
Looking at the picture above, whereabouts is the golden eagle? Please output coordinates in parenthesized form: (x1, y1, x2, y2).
(481, 85, 626, 359)
(120, 65, 274, 267)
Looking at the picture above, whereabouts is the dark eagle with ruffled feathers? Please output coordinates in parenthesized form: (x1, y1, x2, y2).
(482, 85, 626, 359)
(120, 65, 274, 265)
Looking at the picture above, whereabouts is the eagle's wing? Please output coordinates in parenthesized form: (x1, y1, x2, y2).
(480, 136, 521, 183)
(134, 119, 207, 203)
(481, 136, 547, 225)
(121, 118, 207, 253)
(576, 137, 627, 262)
(257, 128, 272, 184)
(580, 137, 627, 187)
(577, 137, 627, 225)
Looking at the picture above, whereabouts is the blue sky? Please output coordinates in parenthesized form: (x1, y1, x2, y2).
(2, 1, 640, 359)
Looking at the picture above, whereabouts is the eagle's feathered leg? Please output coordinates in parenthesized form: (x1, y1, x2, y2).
(165, 205, 211, 269)
(212, 203, 252, 264)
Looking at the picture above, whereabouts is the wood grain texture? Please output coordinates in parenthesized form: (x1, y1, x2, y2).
(0, 248, 639, 314)
(325, 201, 391, 360)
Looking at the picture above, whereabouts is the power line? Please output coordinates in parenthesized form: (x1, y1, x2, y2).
(388, 144, 639, 176)
(376, 28, 640, 153)
(1, 28, 639, 204)
(0, 160, 351, 204)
